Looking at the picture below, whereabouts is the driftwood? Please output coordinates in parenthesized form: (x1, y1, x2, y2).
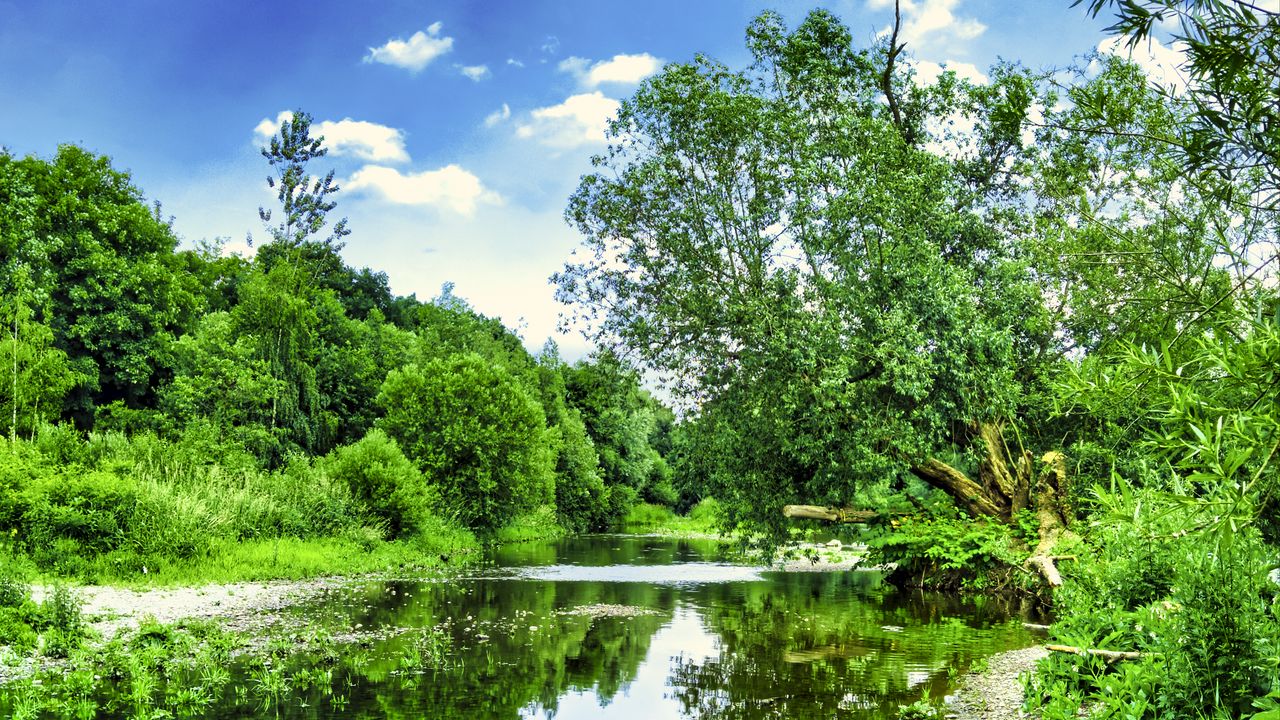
(782, 505, 882, 523)
(1046, 644, 1148, 662)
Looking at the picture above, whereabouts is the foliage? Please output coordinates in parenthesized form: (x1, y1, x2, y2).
(378, 354, 555, 533)
(0, 282, 78, 441)
(864, 508, 1036, 592)
(549, 407, 608, 532)
(257, 110, 349, 249)
(323, 429, 435, 539)
(491, 505, 568, 544)
(554, 9, 1090, 541)
(897, 699, 946, 720)
(0, 429, 482, 583)
(1076, 0, 1280, 208)
(0, 146, 202, 424)
(1027, 481, 1279, 718)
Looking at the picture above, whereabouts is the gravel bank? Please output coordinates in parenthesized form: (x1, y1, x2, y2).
(947, 645, 1048, 719)
(30, 577, 349, 639)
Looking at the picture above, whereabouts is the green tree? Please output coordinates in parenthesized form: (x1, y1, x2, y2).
(377, 354, 554, 532)
(0, 146, 202, 425)
(161, 311, 281, 458)
(555, 10, 1073, 575)
(236, 110, 369, 458)
(562, 353, 668, 512)
(1, 273, 76, 441)
(257, 110, 349, 250)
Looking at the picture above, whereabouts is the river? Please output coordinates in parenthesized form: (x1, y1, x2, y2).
(4, 535, 1045, 718)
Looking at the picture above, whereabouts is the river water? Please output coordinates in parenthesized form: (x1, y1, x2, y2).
(269, 535, 1043, 719)
(5, 535, 1044, 718)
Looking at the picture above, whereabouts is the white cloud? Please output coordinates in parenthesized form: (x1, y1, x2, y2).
(871, 0, 986, 49)
(253, 111, 410, 163)
(458, 64, 491, 81)
(346, 164, 502, 215)
(507, 58, 524, 68)
(484, 103, 511, 127)
(560, 53, 662, 87)
(1098, 35, 1190, 93)
(364, 22, 453, 72)
(515, 92, 620, 148)
(912, 58, 988, 85)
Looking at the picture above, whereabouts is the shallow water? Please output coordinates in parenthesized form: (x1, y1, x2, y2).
(274, 535, 1043, 719)
(9, 535, 1045, 718)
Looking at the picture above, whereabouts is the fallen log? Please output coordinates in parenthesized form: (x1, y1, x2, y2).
(1046, 644, 1149, 662)
(782, 505, 882, 523)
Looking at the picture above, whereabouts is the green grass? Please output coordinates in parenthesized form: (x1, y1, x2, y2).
(66, 530, 478, 588)
(1, 432, 481, 588)
(491, 505, 567, 544)
(621, 499, 724, 537)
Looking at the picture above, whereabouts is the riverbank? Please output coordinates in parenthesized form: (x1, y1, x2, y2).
(948, 645, 1048, 719)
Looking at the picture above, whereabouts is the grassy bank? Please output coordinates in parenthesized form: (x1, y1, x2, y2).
(620, 499, 723, 537)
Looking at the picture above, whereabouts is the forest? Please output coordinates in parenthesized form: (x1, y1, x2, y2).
(2, 0, 1279, 717)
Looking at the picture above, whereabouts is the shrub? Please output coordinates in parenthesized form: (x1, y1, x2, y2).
(551, 409, 606, 532)
(622, 502, 675, 529)
(39, 584, 85, 658)
(378, 355, 555, 533)
(0, 557, 30, 608)
(1159, 536, 1271, 716)
(864, 507, 1030, 591)
(324, 430, 435, 538)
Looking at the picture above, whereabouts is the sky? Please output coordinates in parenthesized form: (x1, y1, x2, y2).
(0, 0, 1164, 360)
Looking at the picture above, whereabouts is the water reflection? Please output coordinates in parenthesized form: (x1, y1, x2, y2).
(291, 536, 1040, 719)
(5, 536, 1040, 719)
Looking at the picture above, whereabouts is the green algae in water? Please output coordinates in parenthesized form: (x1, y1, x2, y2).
(0, 536, 1043, 719)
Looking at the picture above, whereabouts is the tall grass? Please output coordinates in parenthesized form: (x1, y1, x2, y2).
(0, 426, 477, 585)
(621, 498, 723, 535)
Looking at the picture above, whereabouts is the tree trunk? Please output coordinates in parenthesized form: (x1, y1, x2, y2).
(907, 422, 1071, 586)
(788, 421, 1074, 587)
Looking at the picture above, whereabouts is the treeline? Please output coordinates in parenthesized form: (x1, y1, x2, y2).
(0, 126, 677, 583)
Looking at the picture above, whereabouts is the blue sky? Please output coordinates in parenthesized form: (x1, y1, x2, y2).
(1, 1, 1138, 359)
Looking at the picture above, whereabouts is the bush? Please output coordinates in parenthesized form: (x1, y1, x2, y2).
(1159, 537, 1271, 716)
(551, 409, 606, 532)
(601, 484, 638, 528)
(378, 355, 555, 533)
(0, 557, 31, 608)
(622, 502, 675, 529)
(864, 507, 1030, 591)
(39, 584, 85, 658)
(324, 430, 435, 538)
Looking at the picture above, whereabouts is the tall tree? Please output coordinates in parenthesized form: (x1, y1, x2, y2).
(0, 146, 201, 425)
(235, 111, 356, 457)
(556, 9, 1201, 582)
(258, 110, 349, 250)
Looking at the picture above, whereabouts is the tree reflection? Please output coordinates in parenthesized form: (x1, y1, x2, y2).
(668, 573, 1038, 718)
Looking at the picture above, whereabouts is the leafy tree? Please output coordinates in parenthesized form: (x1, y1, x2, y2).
(563, 353, 671, 512)
(0, 275, 77, 441)
(236, 110, 373, 458)
(0, 146, 202, 425)
(1076, 0, 1280, 209)
(377, 354, 554, 532)
(161, 311, 281, 458)
(555, 9, 1072, 575)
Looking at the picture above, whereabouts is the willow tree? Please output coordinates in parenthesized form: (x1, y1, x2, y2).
(555, 9, 1094, 581)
